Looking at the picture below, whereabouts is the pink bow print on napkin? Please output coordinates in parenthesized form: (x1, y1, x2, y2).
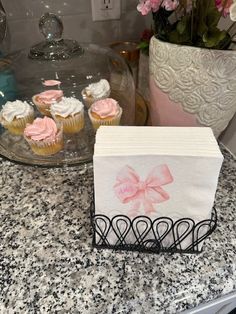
(113, 165, 173, 216)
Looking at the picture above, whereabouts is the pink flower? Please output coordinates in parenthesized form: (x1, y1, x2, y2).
(137, 0, 161, 15)
(150, 0, 161, 11)
(161, 0, 179, 11)
(137, 1, 151, 15)
(215, 0, 233, 17)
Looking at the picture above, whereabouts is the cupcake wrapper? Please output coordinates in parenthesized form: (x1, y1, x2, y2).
(24, 124, 63, 156)
(52, 110, 84, 134)
(88, 107, 122, 130)
(32, 95, 52, 117)
(1, 112, 34, 135)
(83, 97, 95, 109)
(82, 89, 111, 108)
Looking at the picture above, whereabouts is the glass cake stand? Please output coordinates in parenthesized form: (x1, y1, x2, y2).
(0, 13, 135, 167)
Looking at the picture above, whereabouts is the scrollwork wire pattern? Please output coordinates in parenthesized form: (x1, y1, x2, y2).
(90, 206, 217, 254)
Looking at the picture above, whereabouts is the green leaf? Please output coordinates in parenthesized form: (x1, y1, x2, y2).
(197, 20, 208, 37)
(203, 29, 227, 48)
(206, 7, 221, 27)
(177, 16, 189, 35)
(168, 29, 191, 45)
(137, 42, 149, 50)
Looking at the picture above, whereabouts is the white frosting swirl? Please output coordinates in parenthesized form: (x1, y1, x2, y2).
(0, 100, 34, 122)
(50, 97, 84, 118)
(84, 79, 110, 99)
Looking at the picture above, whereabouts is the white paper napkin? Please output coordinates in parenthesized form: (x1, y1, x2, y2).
(93, 126, 223, 250)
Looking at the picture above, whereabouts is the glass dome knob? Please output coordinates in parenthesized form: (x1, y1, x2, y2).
(39, 13, 63, 41)
(29, 12, 83, 60)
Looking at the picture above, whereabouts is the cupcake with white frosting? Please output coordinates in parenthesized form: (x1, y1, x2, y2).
(88, 98, 122, 130)
(50, 97, 84, 134)
(24, 116, 63, 156)
(32, 90, 63, 116)
(0, 100, 34, 135)
(81, 79, 110, 108)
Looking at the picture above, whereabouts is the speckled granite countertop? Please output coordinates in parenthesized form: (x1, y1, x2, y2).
(0, 147, 235, 314)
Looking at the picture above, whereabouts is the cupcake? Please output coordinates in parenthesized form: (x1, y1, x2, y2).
(81, 79, 110, 108)
(50, 97, 84, 134)
(88, 98, 122, 130)
(24, 116, 63, 156)
(32, 90, 63, 116)
(0, 100, 34, 135)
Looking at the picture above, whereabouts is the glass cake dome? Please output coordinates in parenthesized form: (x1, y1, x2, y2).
(0, 13, 135, 166)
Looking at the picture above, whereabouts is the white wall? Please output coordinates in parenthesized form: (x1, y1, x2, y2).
(2, 0, 152, 51)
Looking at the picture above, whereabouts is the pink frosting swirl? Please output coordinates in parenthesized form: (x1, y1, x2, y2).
(91, 98, 120, 118)
(35, 90, 63, 105)
(43, 80, 61, 87)
(24, 116, 58, 141)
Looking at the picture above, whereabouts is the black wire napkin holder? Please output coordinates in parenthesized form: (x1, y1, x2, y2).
(90, 203, 217, 254)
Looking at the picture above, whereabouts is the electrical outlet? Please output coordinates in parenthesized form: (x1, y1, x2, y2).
(101, 0, 113, 10)
(91, 0, 121, 21)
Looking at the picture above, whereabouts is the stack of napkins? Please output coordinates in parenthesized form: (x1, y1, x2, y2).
(93, 126, 223, 248)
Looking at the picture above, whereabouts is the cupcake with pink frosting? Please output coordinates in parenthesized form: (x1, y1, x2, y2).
(32, 90, 63, 116)
(24, 116, 63, 156)
(88, 98, 122, 130)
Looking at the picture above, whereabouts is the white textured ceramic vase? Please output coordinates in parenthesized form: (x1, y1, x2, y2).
(149, 36, 236, 137)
